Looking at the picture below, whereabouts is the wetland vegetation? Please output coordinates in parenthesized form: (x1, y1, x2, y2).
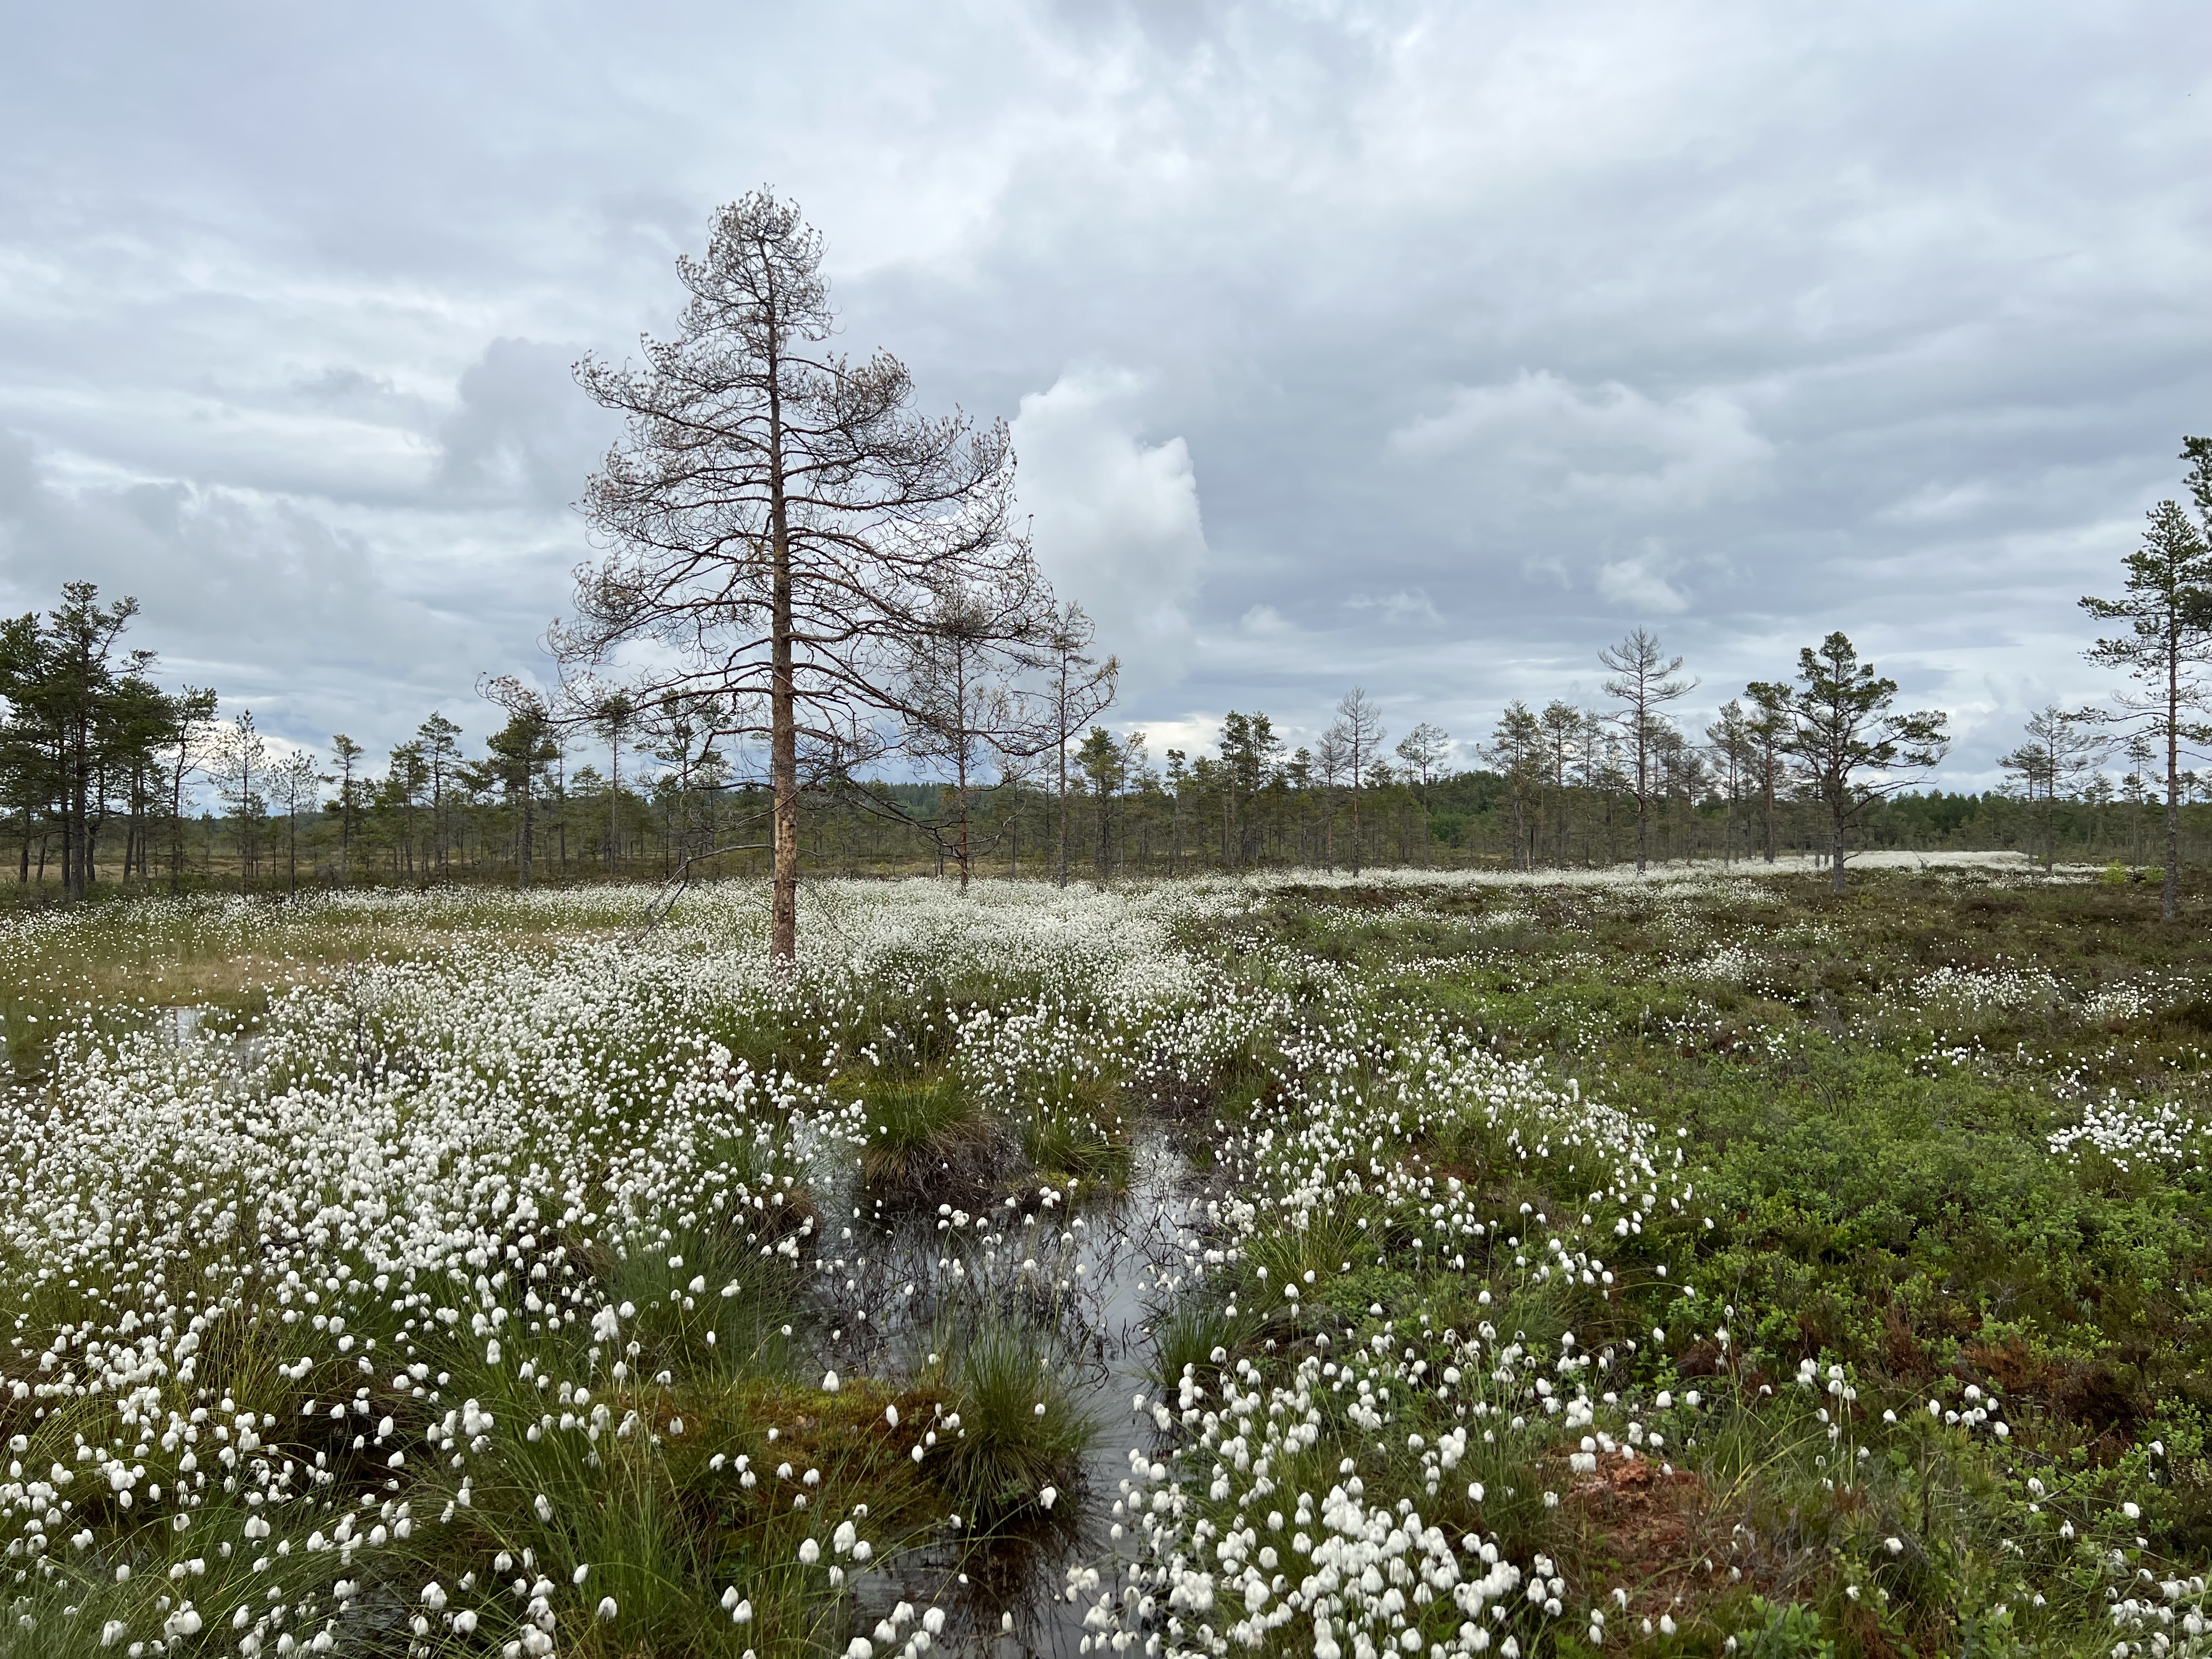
(4, 857, 2211, 1656)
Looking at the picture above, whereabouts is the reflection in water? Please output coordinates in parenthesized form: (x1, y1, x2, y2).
(811, 1135, 1201, 1656)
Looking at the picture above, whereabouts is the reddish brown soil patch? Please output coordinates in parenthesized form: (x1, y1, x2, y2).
(1562, 1450, 1718, 1622)
(1570, 1449, 1703, 1544)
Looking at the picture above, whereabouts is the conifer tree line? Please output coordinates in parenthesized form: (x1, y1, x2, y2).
(3, 188, 2207, 918)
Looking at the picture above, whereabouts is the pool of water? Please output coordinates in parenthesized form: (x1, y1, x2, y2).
(812, 1133, 1203, 1656)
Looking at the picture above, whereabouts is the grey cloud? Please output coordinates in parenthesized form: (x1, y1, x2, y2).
(1011, 367, 1207, 691)
(1344, 590, 1443, 627)
(0, 430, 558, 754)
(1389, 373, 1774, 513)
(0, 0, 2204, 786)
(1594, 557, 1691, 617)
(435, 338, 616, 512)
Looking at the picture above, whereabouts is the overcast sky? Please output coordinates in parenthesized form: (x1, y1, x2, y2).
(2, 1, 2207, 785)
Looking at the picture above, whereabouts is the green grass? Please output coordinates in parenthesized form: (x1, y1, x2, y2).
(855, 1073, 1006, 1204)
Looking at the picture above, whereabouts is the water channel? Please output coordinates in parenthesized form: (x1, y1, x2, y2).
(816, 1132, 1203, 1657)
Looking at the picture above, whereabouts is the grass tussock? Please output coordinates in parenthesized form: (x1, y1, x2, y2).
(856, 1073, 1007, 1205)
(925, 1319, 1096, 1527)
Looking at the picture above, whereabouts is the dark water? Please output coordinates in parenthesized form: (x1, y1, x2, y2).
(819, 1134, 1199, 1657)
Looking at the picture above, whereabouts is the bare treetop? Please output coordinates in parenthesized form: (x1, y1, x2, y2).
(1327, 687, 1386, 874)
(559, 190, 1046, 957)
(1598, 627, 1696, 874)
(1598, 627, 1696, 713)
(568, 192, 1030, 702)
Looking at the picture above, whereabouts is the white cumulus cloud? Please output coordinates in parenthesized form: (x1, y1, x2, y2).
(1011, 367, 1209, 693)
(1596, 555, 1690, 614)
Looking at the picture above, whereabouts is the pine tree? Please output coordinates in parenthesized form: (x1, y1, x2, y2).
(330, 735, 365, 885)
(566, 191, 1041, 958)
(1599, 628, 1695, 875)
(2081, 440, 2212, 920)
(1775, 633, 1948, 893)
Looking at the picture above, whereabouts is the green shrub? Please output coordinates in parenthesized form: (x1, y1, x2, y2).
(1731, 1598, 1837, 1658)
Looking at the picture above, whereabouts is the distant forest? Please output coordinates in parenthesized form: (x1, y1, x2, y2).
(0, 582, 2198, 899)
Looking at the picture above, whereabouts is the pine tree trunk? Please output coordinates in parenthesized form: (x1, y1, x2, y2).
(2161, 641, 2183, 921)
(955, 750, 971, 892)
(2165, 717, 2182, 922)
(765, 325, 801, 960)
(173, 762, 187, 895)
(517, 781, 533, 890)
(1631, 735, 1646, 876)
(1056, 736, 1069, 888)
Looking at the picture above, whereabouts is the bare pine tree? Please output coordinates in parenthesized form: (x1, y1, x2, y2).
(1482, 702, 1542, 870)
(1313, 727, 1350, 870)
(1034, 602, 1118, 889)
(899, 575, 1045, 890)
(211, 711, 266, 894)
(276, 751, 322, 897)
(2123, 730, 2158, 865)
(1999, 706, 2107, 873)
(1395, 721, 1451, 866)
(1599, 628, 1696, 875)
(1705, 699, 1753, 866)
(563, 190, 1036, 960)
(1326, 688, 1385, 876)
(164, 688, 218, 894)
(590, 692, 637, 872)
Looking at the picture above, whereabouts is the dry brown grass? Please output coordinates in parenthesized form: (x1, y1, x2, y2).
(0, 900, 628, 1017)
